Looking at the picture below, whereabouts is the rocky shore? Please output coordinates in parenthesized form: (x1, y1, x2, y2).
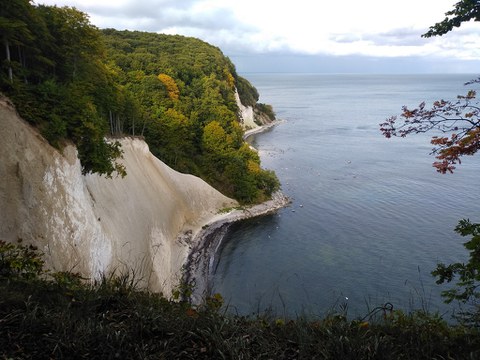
(243, 119, 284, 140)
(183, 191, 290, 303)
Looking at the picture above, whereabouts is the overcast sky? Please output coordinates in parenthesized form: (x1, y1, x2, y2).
(37, 0, 480, 73)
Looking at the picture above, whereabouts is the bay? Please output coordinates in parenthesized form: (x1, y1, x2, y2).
(212, 74, 480, 318)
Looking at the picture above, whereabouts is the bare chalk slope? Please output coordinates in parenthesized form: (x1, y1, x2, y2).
(0, 97, 236, 294)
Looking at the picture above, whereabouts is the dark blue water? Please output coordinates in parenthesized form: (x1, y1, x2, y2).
(212, 74, 480, 318)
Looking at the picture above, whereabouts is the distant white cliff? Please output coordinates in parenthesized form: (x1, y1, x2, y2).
(235, 89, 276, 131)
(0, 96, 236, 295)
(235, 90, 258, 130)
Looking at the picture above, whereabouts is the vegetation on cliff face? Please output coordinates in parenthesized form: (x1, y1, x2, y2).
(101, 29, 279, 203)
(0, 1, 278, 203)
(0, 1, 126, 177)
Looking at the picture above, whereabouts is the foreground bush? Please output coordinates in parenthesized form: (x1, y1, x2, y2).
(1, 241, 479, 359)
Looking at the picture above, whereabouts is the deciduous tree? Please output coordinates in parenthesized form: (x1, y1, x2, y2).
(381, 1, 480, 322)
(157, 73, 179, 100)
(0, 0, 35, 82)
(380, 1, 480, 174)
(380, 86, 480, 173)
(423, 0, 480, 38)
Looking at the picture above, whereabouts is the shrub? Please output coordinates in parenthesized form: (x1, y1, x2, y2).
(0, 240, 44, 280)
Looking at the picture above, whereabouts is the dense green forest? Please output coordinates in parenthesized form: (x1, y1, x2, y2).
(0, 0, 278, 203)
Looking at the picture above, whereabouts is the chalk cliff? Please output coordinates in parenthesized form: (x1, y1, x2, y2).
(235, 90, 258, 130)
(235, 90, 274, 130)
(0, 96, 237, 295)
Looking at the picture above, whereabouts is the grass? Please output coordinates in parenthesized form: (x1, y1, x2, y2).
(1, 241, 480, 359)
(217, 205, 245, 214)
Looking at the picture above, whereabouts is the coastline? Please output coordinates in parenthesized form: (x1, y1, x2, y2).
(242, 119, 284, 140)
(184, 119, 289, 304)
(183, 191, 290, 304)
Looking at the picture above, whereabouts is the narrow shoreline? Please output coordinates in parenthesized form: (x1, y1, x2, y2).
(183, 191, 290, 304)
(184, 120, 289, 304)
(243, 119, 284, 140)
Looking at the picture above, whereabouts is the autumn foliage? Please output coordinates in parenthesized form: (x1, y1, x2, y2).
(157, 73, 180, 100)
(380, 83, 480, 173)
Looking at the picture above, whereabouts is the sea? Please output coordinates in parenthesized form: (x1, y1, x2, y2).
(212, 73, 480, 319)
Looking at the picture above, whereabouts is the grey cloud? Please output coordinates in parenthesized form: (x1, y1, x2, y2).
(226, 52, 480, 74)
(82, 0, 255, 33)
(162, 8, 246, 31)
(85, 0, 198, 17)
(330, 28, 428, 47)
(361, 27, 480, 55)
(368, 28, 428, 46)
(331, 34, 362, 43)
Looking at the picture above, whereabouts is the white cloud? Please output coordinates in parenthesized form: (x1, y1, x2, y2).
(36, 0, 480, 62)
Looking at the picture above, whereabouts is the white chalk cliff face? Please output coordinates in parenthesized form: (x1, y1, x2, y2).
(0, 97, 236, 295)
(235, 90, 258, 130)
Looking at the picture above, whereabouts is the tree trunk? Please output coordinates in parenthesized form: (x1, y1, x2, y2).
(72, 56, 77, 79)
(117, 114, 122, 134)
(18, 45, 28, 84)
(3, 34, 13, 82)
(109, 110, 114, 135)
(141, 116, 146, 137)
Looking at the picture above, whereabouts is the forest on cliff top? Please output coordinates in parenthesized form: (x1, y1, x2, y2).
(0, 0, 278, 203)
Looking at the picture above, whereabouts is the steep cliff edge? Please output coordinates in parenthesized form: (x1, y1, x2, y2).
(0, 97, 237, 295)
(235, 89, 276, 131)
